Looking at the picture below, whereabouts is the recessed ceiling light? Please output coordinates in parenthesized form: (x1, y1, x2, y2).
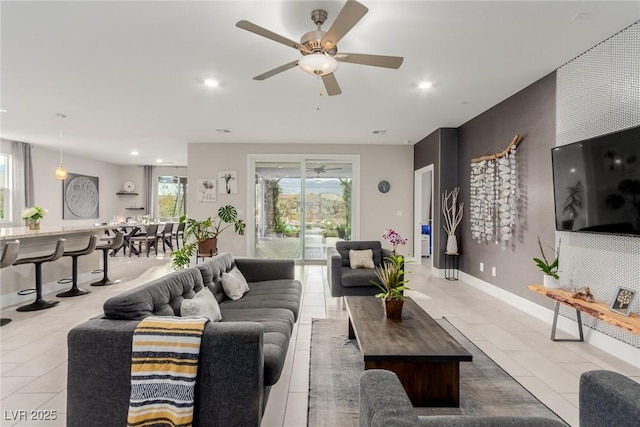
(156, 158, 163, 163)
(418, 81, 432, 89)
(0, 108, 7, 113)
(130, 150, 139, 156)
(204, 79, 219, 87)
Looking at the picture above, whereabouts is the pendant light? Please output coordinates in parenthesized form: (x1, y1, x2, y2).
(55, 113, 67, 180)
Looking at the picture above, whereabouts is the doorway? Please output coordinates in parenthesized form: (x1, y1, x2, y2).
(414, 165, 434, 268)
(251, 156, 357, 261)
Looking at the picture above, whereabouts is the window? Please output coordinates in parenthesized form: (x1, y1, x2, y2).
(0, 154, 11, 223)
(157, 175, 187, 219)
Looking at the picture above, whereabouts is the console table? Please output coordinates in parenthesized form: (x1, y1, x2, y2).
(528, 285, 640, 342)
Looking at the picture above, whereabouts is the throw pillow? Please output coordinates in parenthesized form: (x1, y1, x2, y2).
(180, 287, 222, 322)
(221, 267, 250, 300)
(349, 249, 375, 269)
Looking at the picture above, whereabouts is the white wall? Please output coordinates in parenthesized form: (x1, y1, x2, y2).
(188, 143, 414, 257)
(31, 145, 122, 226)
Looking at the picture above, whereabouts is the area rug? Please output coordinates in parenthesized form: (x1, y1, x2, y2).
(307, 317, 566, 427)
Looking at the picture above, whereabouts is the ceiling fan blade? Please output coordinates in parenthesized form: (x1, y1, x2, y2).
(236, 20, 311, 54)
(321, 0, 368, 51)
(253, 60, 299, 80)
(335, 52, 403, 69)
(322, 73, 342, 96)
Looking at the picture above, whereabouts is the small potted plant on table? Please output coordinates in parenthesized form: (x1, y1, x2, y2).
(533, 237, 560, 288)
(371, 254, 410, 319)
(171, 205, 245, 270)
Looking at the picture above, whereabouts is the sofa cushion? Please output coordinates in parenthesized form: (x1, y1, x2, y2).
(219, 308, 294, 385)
(219, 308, 294, 340)
(349, 249, 375, 269)
(180, 287, 222, 322)
(104, 267, 204, 320)
(196, 252, 236, 303)
(336, 241, 383, 267)
(221, 267, 250, 300)
(341, 267, 379, 287)
(220, 291, 300, 320)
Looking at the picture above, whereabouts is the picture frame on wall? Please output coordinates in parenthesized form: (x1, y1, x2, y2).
(198, 179, 216, 203)
(609, 287, 635, 316)
(63, 173, 99, 219)
(219, 171, 237, 194)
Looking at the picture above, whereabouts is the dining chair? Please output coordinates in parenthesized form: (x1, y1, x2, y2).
(129, 224, 159, 257)
(156, 222, 174, 253)
(172, 222, 186, 249)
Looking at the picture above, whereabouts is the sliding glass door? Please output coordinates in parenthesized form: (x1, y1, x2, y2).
(253, 158, 355, 261)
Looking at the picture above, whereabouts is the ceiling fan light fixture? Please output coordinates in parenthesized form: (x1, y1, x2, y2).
(298, 54, 338, 76)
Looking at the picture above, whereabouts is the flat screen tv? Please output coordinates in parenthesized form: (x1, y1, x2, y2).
(551, 125, 640, 236)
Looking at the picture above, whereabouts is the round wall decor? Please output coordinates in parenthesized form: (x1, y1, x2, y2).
(123, 181, 135, 193)
(378, 180, 391, 193)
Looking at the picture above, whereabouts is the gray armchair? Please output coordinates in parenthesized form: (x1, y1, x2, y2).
(327, 241, 395, 298)
(360, 369, 566, 427)
(359, 369, 640, 427)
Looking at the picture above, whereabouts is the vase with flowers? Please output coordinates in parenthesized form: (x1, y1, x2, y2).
(22, 206, 48, 230)
(382, 228, 407, 255)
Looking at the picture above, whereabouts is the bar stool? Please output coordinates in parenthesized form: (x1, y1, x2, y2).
(91, 232, 124, 287)
(1, 240, 20, 326)
(13, 238, 65, 312)
(57, 235, 98, 297)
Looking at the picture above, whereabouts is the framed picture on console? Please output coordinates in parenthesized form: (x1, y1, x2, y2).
(610, 287, 635, 316)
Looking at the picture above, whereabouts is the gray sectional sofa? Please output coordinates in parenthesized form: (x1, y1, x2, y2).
(67, 253, 302, 427)
(360, 369, 640, 427)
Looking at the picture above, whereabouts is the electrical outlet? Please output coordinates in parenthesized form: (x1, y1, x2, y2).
(480, 262, 484, 272)
(491, 267, 497, 277)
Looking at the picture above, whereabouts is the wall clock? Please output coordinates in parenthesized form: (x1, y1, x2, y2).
(123, 181, 136, 193)
(378, 180, 391, 193)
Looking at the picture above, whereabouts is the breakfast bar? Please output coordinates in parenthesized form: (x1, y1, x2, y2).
(0, 225, 111, 311)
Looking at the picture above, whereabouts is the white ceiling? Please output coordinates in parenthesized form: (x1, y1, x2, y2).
(1, 1, 639, 167)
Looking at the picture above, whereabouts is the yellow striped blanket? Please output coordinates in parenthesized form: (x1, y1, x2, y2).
(127, 316, 209, 427)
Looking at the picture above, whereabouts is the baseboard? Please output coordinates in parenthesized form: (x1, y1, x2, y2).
(458, 271, 640, 367)
(0, 271, 100, 309)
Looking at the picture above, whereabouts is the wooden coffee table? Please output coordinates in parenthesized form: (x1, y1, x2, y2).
(345, 296, 472, 407)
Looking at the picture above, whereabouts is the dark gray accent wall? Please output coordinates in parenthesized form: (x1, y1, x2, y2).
(414, 128, 457, 269)
(456, 72, 557, 305)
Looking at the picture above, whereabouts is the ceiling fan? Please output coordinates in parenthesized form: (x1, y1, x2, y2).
(236, 0, 403, 96)
(309, 165, 343, 176)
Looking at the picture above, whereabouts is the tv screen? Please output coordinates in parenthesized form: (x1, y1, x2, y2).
(551, 125, 640, 236)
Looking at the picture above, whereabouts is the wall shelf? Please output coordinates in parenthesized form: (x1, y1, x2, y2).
(116, 192, 139, 195)
(125, 207, 145, 210)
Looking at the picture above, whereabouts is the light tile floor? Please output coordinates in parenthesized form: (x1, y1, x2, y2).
(1, 256, 638, 427)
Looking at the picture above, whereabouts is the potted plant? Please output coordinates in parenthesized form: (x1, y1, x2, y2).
(533, 237, 561, 288)
(370, 254, 410, 319)
(171, 205, 246, 270)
